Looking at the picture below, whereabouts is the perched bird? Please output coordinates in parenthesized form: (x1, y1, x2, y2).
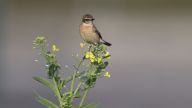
(80, 14, 111, 46)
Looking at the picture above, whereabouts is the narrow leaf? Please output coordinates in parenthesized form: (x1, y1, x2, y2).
(33, 76, 55, 93)
(36, 95, 59, 108)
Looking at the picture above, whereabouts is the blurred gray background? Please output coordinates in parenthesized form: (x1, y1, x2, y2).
(1, 0, 192, 108)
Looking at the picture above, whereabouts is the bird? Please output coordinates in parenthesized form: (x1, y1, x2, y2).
(79, 14, 111, 46)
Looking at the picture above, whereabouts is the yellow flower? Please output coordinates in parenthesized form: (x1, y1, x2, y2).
(85, 51, 96, 62)
(105, 51, 111, 59)
(52, 44, 60, 52)
(97, 57, 103, 64)
(80, 42, 86, 48)
(104, 72, 111, 78)
(85, 52, 94, 59)
(90, 58, 95, 62)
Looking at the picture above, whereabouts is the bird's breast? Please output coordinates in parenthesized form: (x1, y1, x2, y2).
(80, 23, 100, 44)
(80, 24, 93, 34)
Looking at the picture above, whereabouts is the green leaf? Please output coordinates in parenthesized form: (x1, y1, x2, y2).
(33, 76, 62, 100)
(99, 62, 108, 69)
(33, 76, 55, 92)
(35, 95, 59, 108)
(33, 76, 58, 98)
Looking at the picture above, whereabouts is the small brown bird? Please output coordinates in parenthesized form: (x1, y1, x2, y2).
(80, 14, 111, 46)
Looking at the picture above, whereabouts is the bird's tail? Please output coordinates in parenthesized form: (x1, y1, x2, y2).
(101, 39, 112, 46)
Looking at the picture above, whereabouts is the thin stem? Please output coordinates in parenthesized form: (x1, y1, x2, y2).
(74, 82, 82, 95)
(70, 58, 84, 103)
(70, 72, 76, 95)
(79, 89, 89, 108)
(53, 77, 63, 108)
(70, 59, 83, 92)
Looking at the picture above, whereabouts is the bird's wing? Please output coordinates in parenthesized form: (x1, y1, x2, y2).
(93, 25, 103, 39)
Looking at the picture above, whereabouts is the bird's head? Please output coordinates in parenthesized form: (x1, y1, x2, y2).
(82, 14, 95, 24)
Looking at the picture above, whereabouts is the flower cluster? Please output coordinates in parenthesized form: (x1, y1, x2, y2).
(32, 36, 46, 48)
(82, 44, 111, 79)
(85, 51, 103, 63)
(52, 44, 60, 52)
(80, 42, 86, 48)
(104, 72, 111, 78)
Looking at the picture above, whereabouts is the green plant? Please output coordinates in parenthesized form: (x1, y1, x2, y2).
(33, 36, 111, 108)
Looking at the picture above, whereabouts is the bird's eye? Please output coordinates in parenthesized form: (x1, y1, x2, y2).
(87, 18, 93, 20)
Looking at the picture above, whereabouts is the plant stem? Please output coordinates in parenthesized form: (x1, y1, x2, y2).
(70, 58, 84, 103)
(70, 59, 83, 92)
(79, 89, 89, 108)
(52, 78, 63, 108)
(74, 82, 82, 95)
